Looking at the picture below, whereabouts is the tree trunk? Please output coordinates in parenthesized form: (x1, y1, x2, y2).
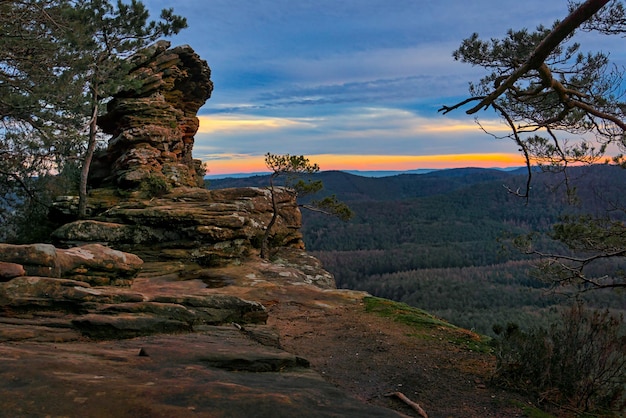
(78, 98, 98, 219)
(260, 175, 279, 259)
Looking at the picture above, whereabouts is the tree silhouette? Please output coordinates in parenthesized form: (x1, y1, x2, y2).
(261, 153, 352, 259)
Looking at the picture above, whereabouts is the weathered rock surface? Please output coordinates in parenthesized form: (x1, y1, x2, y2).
(0, 266, 268, 342)
(92, 40, 213, 189)
(0, 330, 400, 418)
(0, 243, 142, 285)
(0, 242, 406, 417)
(52, 186, 305, 265)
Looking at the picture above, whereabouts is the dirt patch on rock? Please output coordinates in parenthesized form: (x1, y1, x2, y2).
(268, 299, 529, 417)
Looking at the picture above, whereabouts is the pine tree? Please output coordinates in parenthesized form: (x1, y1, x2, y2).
(261, 153, 352, 259)
(442, 0, 626, 292)
(63, 0, 187, 217)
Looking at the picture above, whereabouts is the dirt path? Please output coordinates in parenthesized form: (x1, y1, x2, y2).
(268, 300, 529, 418)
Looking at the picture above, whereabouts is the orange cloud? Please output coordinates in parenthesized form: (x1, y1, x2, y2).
(202, 153, 526, 175)
(197, 115, 310, 133)
(418, 120, 512, 134)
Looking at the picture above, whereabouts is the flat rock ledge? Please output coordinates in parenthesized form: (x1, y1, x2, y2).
(0, 330, 399, 418)
(51, 186, 306, 266)
(0, 243, 399, 417)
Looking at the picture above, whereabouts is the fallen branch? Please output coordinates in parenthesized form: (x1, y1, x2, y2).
(385, 391, 429, 418)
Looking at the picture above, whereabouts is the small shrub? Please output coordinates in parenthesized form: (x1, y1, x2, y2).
(492, 303, 626, 415)
(195, 160, 208, 187)
(140, 175, 170, 198)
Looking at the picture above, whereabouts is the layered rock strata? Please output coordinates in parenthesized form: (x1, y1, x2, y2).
(92, 40, 213, 189)
(0, 242, 142, 285)
(51, 186, 305, 265)
(53, 42, 301, 265)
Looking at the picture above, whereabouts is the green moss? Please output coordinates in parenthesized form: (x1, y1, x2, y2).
(509, 401, 555, 418)
(140, 175, 171, 198)
(364, 296, 455, 328)
(363, 296, 493, 353)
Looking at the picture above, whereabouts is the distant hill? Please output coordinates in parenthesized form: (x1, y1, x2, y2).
(207, 167, 525, 201)
(342, 168, 437, 177)
(204, 166, 524, 181)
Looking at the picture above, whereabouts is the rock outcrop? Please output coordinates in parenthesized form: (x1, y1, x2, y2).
(52, 186, 305, 265)
(0, 244, 397, 417)
(0, 242, 142, 285)
(52, 41, 302, 265)
(0, 246, 341, 342)
(92, 40, 213, 189)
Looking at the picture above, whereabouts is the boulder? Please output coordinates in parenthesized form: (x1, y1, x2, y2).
(0, 243, 143, 285)
(0, 243, 56, 273)
(0, 262, 25, 281)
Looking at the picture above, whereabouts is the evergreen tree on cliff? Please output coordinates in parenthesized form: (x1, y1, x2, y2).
(261, 153, 352, 259)
(441, 0, 626, 292)
(0, 0, 85, 240)
(0, 0, 187, 239)
(64, 0, 187, 218)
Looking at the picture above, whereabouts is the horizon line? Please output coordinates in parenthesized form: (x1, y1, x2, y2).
(204, 165, 526, 179)
(200, 152, 528, 176)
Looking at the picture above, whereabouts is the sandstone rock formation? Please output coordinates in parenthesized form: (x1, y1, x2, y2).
(0, 242, 142, 285)
(51, 186, 306, 265)
(92, 40, 213, 189)
(52, 41, 302, 265)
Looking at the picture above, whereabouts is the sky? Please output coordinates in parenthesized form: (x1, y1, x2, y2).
(143, 0, 624, 176)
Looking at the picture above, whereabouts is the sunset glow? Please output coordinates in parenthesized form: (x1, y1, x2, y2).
(203, 153, 527, 176)
(171, 1, 614, 180)
(198, 115, 311, 133)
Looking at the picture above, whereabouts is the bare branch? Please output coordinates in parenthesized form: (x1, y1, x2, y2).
(438, 97, 485, 115)
(491, 102, 533, 201)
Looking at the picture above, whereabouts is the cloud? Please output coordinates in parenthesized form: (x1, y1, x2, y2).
(197, 115, 313, 134)
(205, 43, 479, 113)
(194, 106, 518, 159)
(145, 0, 589, 174)
(200, 152, 528, 175)
(252, 74, 468, 109)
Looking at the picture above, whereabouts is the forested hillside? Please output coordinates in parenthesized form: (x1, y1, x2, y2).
(209, 165, 626, 335)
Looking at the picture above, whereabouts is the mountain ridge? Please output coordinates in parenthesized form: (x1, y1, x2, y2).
(205, 166, 527, 180)
(207, 166, 528, 201)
